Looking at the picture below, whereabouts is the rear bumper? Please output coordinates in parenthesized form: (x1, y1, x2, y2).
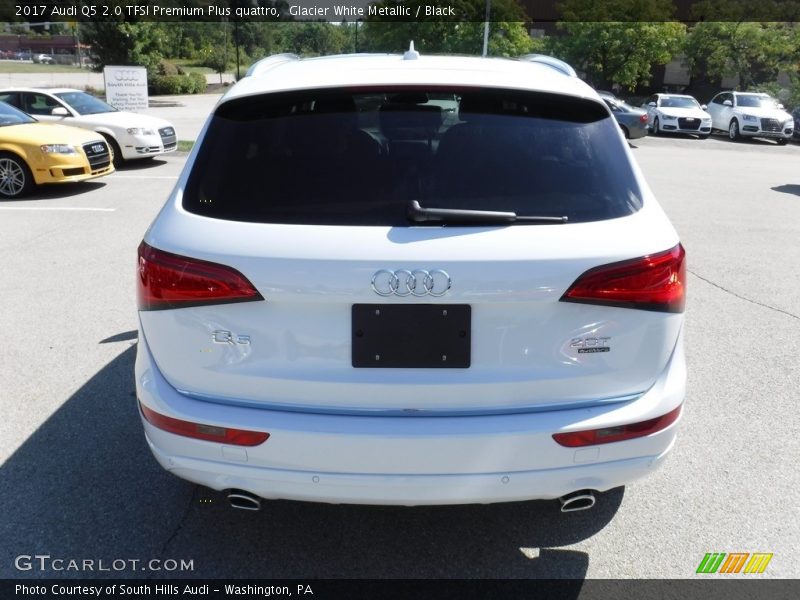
(136, 331, 685, 505)
(145, 432, 674, 505)
(624, 122, 648, 139)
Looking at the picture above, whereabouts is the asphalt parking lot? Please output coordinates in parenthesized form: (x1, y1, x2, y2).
(1, 129, 799, 580)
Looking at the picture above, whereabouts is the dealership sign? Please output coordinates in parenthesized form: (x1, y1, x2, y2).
(103, 66, 148, 111)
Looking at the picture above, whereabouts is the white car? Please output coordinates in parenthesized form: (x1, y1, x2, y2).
(707, 91, 793, 144)
(136, 51, 686, 511)
(644, 93, 711, 138)
(0, 88, 177, 165)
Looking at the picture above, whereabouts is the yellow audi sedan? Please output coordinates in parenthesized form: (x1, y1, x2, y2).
(0, 100, 114, 198)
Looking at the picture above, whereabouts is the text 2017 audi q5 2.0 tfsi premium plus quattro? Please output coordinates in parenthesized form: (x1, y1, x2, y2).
(136, 51, 686, 513)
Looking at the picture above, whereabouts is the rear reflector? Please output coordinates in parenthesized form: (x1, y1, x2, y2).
(137, 241, 263, 310)
(139, 402, 270, 446)
(560, 244, 685, 312)
(552, 404, 682, 447)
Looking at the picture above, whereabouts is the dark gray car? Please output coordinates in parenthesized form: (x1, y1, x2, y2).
(599, 92, 649, 139)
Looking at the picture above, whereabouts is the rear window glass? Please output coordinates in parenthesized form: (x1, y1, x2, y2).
(183, 87, 643, 225)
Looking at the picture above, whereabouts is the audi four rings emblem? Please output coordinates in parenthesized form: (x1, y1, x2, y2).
(114, 70, 142, 82)
(371, 269, 451, 297)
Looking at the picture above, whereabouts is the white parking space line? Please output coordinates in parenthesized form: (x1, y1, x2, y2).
(110, 175, 179, 179)
(0, 207, 116, 212)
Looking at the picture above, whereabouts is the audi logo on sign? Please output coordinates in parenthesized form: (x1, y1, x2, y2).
(371, 269, 451, 297)
(114, 70, 142, 82)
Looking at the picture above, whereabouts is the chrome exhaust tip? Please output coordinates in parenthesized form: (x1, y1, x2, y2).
(558, 490, 596, 512)
(226, 489, 262, 511)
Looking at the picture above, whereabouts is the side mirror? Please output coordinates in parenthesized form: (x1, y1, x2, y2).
(778, 103, 785, 110)
(723, 100, 733, 107)
(51, 107, 69, 117)
(701, 104, 707, 111)
(648, 102, 656, 107)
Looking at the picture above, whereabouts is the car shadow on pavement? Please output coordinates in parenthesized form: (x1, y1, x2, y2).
(115, 158, 169, 171)
(771, 184, 800, 197)
(0, 181, 107, 202)
(721, 136, 783, 146)
(655, 133, 707, 141)
(99, 330, 138, 344)
(0, 343, 622, 582)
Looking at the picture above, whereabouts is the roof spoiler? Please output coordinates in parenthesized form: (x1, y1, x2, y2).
(518, 54, 577, 78)
(244, 53, 300, 78)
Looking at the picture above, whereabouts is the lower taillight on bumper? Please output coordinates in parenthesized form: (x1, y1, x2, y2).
(552, 404, 682, 447)
(139, 402, 270, 446)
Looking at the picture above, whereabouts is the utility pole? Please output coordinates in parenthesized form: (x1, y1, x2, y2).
(73, 22, 82, 68)
(234, 20, 240, 80)
(482, 0, 491, 57)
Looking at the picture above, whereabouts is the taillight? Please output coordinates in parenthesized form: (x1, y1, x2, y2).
(560, 244, 685, 313)
(552, 404, 682, 447)
(639, 113, 649, 123)
(137, 241, 263, 310)
(139, 402, 270, 446)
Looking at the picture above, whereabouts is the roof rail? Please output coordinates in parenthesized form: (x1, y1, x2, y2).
(518, 54, 577, 78)
(244, 53, 300, 78)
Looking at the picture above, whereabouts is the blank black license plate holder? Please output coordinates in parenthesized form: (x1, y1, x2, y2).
(352, 304, 471, 368)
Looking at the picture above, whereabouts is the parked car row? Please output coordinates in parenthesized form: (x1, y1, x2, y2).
(0, 87, 177, 198)
(603, 89, 795, 144)
(0, 50, 32, 61)
(0, 86, 176, 168)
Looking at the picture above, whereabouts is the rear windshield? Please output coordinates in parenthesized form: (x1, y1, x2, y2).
(183, 87, 643, 225)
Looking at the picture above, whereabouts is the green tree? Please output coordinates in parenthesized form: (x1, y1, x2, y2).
(684, 0, 800, 89)
(683, 22, 797, 89)
(233, 22, 285, 58)
(275, 22, 353, 56)
(196, 23, 235, 82)
(549, 0, 685, 90)
(360, 0, 534, 56)
(81, 21, 172, 71)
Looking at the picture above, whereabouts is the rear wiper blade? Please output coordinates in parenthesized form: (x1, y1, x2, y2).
(407, 200, 568, 224)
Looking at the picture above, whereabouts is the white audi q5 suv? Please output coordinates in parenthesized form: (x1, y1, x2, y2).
(136, 51, 686, 512)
